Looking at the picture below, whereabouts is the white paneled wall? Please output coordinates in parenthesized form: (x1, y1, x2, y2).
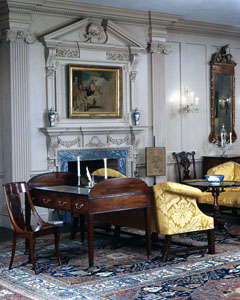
(165, 33, 240, 181)
(1, 1, 240, 226)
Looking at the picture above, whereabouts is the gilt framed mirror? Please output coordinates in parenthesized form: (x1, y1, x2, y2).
(209, 45, 237, 143)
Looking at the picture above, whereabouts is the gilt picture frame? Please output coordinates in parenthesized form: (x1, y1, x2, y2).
(146, 147, 166, 176)
(69, 64, 122, 118)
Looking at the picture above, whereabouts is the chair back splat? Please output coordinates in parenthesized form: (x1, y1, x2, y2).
(3, 181, 61, 274)
(173, 151, 196, 183)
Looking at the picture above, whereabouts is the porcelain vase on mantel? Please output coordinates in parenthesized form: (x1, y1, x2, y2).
(133, 108, 140, 126)
(48, 108, 56, 127)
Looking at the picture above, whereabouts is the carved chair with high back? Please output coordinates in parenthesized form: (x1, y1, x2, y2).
(3, 182, 62, 274)
(27, 172, 78, 240)
(173, 151, 196, 183)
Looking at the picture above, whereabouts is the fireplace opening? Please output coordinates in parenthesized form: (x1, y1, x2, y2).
(68, 159, 119, 178)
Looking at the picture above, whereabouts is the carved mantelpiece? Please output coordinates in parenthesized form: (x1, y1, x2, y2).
(40, 126, 144, 176)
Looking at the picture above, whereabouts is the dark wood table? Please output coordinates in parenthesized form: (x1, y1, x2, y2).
(27, 177, 152, 273)
(185, 180, 240, 234)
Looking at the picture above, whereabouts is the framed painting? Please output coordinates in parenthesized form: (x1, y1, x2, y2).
(69, 64, 122, 118)
(146, 147, 166, 176)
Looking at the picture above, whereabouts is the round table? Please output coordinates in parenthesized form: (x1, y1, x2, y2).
(185, 180, 240, 234)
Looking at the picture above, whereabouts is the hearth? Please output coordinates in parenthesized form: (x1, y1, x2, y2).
(57, 148, 128, 175)
(68, 158, 119, 177)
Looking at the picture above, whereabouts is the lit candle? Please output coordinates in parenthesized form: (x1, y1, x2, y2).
(230, 132, 232, 145)
(103, 158, 107, 179)
(195, 97, 199, 106)
(190, 91, 194, 100)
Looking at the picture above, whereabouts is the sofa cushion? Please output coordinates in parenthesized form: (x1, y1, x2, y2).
(234, 162, 240, 181)
(207, 161, 235, 181)
(199, 191, 240, 208)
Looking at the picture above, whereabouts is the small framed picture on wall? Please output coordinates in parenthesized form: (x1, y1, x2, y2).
(145, 147, 166, 176)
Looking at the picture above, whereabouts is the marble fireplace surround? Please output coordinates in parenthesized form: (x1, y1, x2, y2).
(40, 126, 144, 177)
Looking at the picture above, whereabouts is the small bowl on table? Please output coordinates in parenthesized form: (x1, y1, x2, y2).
(205, 174, 224, 186)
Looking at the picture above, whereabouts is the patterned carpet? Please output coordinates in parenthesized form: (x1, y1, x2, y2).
(1, 225, 240, 300)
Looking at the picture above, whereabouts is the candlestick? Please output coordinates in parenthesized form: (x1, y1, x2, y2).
(103, 158, 107, 179)
(86, 166, 91, 182)
(77, 156, 81, 186)
(221, 133, 223, 148)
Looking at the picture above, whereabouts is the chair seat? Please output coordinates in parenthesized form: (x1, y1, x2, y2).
(199, 191, 240, 208)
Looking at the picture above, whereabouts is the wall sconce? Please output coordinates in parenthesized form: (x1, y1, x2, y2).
(181, 87, 199, 113)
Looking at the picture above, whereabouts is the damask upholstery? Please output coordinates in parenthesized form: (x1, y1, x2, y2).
(152, 182, 214, 235)
(199, 161, 240, 207)
(92, 168, 126, 178)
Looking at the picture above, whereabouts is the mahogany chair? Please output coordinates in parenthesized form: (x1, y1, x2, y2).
(3, 182, 62, 274)
(172, 151, 196, 183)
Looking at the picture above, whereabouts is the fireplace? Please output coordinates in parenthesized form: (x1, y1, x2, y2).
(41, 126, 143, 178)
(68, 158, 118, 176)
(57, 148, 129, 175)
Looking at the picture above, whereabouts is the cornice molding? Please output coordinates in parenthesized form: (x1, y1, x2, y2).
(3, 1, 240, 40)
(169, 19, 240, 40)
(4, 0, 179, 27)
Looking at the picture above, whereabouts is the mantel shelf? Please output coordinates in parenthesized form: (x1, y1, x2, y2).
(40, 126, 146, 136)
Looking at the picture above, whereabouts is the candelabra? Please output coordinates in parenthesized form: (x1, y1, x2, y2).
(181, 87, 199, 113)
(215, 124, 232, 157)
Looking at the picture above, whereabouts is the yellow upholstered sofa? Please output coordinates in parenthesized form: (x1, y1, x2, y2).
(199, 161, 240, 208)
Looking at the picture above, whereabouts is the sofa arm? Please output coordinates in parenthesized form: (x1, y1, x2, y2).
(157, 182, 202, 198)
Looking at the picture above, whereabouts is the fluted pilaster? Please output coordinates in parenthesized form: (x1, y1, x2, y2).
(149, 42, 171, 182)
(2, 29, 35, 181)
(149, 42, 171, 146)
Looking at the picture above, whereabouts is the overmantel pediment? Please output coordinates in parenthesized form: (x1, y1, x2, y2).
(42, 17, 145, 53)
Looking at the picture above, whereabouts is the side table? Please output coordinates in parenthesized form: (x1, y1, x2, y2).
(185, 180, 240, 235)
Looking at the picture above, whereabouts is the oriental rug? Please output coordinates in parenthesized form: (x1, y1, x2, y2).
(1, 226, 240, 300)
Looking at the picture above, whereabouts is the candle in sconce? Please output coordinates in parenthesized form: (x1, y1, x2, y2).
(103, 158, 107, 179)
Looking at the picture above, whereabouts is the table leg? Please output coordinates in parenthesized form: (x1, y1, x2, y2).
(86, 214, 94, 273)
(211, 186, 220, 225)
(80, 214, 85, 243)
(211, 187, 236, 237)
(144, 207, 152, 261)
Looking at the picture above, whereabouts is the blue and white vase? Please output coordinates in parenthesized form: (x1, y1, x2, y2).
(133, 108, 140, 126)
(48, 107, 56, 127)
